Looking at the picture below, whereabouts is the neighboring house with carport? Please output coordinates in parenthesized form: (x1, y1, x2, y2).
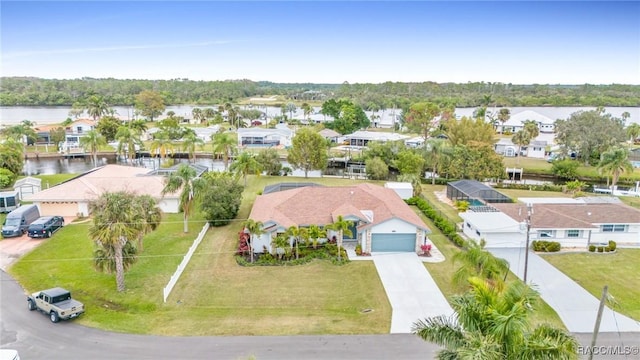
(446, 180, 512, 206)
(345, 131, 409, 147)
(248, 183, 431, 254)
(460, 197, 640, 248)
(24, 164, 180, 217)
(13, 176, 42, 199)
(238, 125, 292, 148)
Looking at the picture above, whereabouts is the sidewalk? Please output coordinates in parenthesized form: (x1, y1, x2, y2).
(489, 248, 640, 333)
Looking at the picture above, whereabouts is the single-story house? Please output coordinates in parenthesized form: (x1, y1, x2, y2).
(318, 129, 341, 143)
(520, 140, 548, 159)
(494, 138, 518, 157)
(405, 136, 425, 148)
(496, 110, 555, 134)
(460, 198, 640, 248)
(345, 131, 409, 147)
(248, 183, 431, 254)
(24, 165, 180, 217)
(13, 176, 42, 198)
(238, 125, 292, 148)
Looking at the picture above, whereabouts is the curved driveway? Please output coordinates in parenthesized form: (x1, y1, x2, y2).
(0, 271, 438, 360)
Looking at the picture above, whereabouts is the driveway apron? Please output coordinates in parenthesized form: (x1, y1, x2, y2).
(372, 252, 454, 334)
(489, 248, 640, 333)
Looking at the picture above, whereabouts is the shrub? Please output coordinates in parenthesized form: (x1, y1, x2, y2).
(532, 240, 560, 252)
(355, 244, 362, 256)
(608, 240, 617, 251)
(597, 246, 604, 253)
(604, 246, 611, 252)
(588, 245, 596, 252)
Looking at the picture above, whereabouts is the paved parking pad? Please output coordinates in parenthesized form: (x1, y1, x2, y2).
(372, 252, 454, 334)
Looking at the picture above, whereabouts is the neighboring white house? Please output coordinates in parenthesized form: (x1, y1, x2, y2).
(520, 140, 548, 159)
(494, 138, 518, 157)
(24, 165, 180, 217)
(237, 125, 292, 148)
(405, 136, 425, 148)
(345, 131, 409, 147)
(496, 110, 555, 134)
(460, 198, 640, 248)
(384, 182, 414, 200)
(248, 183, 430, 254)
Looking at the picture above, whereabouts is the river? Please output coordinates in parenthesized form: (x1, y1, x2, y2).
(1, 105, 639, 125)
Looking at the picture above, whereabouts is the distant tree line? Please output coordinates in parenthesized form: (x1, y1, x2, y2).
(1, 77, 639, 108)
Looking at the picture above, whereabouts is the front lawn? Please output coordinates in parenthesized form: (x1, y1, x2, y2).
(9, 175, 391, 335)
(540, 249, 640, 321)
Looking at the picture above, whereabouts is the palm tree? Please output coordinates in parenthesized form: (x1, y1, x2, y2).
(328, 215, 353, 261)
(230, 151, 261, 186)
(286, 102, 297, 120)
(272, 234, 290, 260)
(522, 119, 540, 140)
(452, 239, 509, 286)
(203, 108, 216, 123)
(242, 219, 264, 262)
(94, 240, 137, 275)
(398, 173, 423, 198)
(626, 123, 640, 145)
(307, 225, 325, 249)
(89, 191, 148, 292)
(79, 130, 107, 167)
(211, 131, 238, 170)
(413, 277, 578, 359)
(150, 131, 174, 165)
(162, 164, 203, 233)
(511, 130, 531, 165)
(86, 95, 110, 121)
(181, 129, 204, 163)
(497, 108, 511, 133)
(285, 226, 300, 259)
(301, 103, 312, 121)
(128, 119, 148, 136)
(115, 126, 141, 164)
(598, 147, 633, 192)
(191, 108, 203, 124)
(423, 138, 451, 185)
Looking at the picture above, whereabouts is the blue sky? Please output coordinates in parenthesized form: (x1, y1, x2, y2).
(1, 1, 639, 84)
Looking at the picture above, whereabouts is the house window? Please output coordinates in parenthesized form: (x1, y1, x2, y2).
(538, 230, 555, 238)
(466, 222, 471, 229)
(601, 224, 627, 232)
(475, 230, 481, 236)
(566, 230, 581, 238)
(534, 147, 542, 151)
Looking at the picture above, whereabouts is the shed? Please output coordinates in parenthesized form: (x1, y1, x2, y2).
(384, 182, 413, 200)
(13, 176, 42, 198)
(0, 190, 20, 213)
(446, 180, 511, 205)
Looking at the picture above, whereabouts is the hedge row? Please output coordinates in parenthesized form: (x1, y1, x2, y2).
(531, 240, 561, 252)
(406, 197, 465, 248)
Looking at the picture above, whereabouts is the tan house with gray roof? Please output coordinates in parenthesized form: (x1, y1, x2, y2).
(248, 183, 430, 253)
(24, 165, 180, 217)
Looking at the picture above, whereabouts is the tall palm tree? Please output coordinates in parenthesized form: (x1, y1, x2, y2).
(452, 239, 509, 286)
(497, 108, 511, 133)
(181, 130, 204, 163)
(511, 130, 531, 165)
(522, 119, 540, 140)
(93, 240, 137, 275)
(79, 130, 107, 167)
(89, 191, 148, 292)
(115, 125, 141, 164)
(301, 103, 312, 121)
(162, 163, 203, 233)
(211, 131, 238, 170)
(128, 119, 148, 136)
(86, 95, 110, 121)
(328, 215, 353, 261)
(286, 102, 297, 120)
(150, 131, 174, 165)
(626, 123, 640, 145)
(285, 226, 300, 259)
(413, 277, 578, 360)
(598, 147, 633, 192)
(191, 108, 203, 124)
(203, 108, 216, 123)
(242, 219, 264, 262)
(230, 151, 261, 186)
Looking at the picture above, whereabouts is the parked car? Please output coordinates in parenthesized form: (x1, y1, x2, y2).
(1, 204, 40, 238)
(27, 287, 84, 323)
(27, 216, 64, 238)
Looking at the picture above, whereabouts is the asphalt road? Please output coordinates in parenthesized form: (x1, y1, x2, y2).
(0, 271, 437, 360)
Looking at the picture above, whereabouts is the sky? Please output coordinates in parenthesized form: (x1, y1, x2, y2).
(1, 1, 639, 84)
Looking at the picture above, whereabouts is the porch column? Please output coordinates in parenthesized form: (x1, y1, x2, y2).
(415, 229, 424, 253)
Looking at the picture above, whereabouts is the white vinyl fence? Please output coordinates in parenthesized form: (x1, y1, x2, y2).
(163, 222, 210, 302)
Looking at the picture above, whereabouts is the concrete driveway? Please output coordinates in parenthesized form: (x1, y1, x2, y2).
(489, 248, 640, 333)
(372, 252, 454, 334)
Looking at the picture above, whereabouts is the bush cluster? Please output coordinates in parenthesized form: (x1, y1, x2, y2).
(589, 240, 616, 253)
(531, 240, 561, 252)
(406, 197, 465, 247)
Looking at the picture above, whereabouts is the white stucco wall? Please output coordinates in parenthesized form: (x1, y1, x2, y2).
(253, 233, 272, 253)
(589, 225, 640, 246)
(370, 218, 417, 234)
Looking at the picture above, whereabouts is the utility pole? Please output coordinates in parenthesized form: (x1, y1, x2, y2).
(588, 285, 608, 360)
(523, 203, 533, 283)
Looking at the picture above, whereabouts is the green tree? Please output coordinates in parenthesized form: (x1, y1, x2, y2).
(322, 99, 370, 134)
(135, 90, 165, 121)
(79, 130, 107, 167)
(444, 116, 496, 147)
(328, 215, 353, 261)
(307, 224, 325, 249)
(452, 239, 509, 286)
(522, 119, 540, 140)
(49, 127, 66, 150)
(511, 130, 531, 165)
(395, 150, 425, 176)
(564, 180, 586, 196)
(243, 219, 264, 262)
(115, 126, 141, 164)
(86, 95, 109, 121)
(162, 164, 204, 233)
(287, 128, 328, 178)
(191, 107, 203, 124)
(256, 148, 283, 176)
(286, 102, 297, 120)
(128, 119, 148, 136)
(89, 192, 159, 292)
(181, 129, 204, 163)
(555, 110, 626, 164)
(413, 277, 578, 360)
(551, 159, 580, 180)
(96, 116, 122, 142)
(0, 168, 16, 188)
(150, 131, 174, 164)
(598, 147, 633, 192)
(445, 142, 505, 181)
(365, 156, 389, 180)
(285, 225, 301, 259)
(497, 108, 511, 133)
(423, 138, 451, 185)
(301, 102, 312, 120)
(626, 123, 640, 144)
(94, 241, 137, 276)
(134, 194, 162, 252)
(199, 172, 244, 226)
(0, 139, 24, 175)
(211, 131, 238, 170)
(404, 102, 441, 140)
(230, 151, 261, 186)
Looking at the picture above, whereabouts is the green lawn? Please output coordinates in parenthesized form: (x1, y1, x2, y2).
(27, 173, 79, 187)
(540, 250, 640, 321)
(412, 207, 566, 330)
(419, 184, 462, 223)
(503, 156, 640, 181)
